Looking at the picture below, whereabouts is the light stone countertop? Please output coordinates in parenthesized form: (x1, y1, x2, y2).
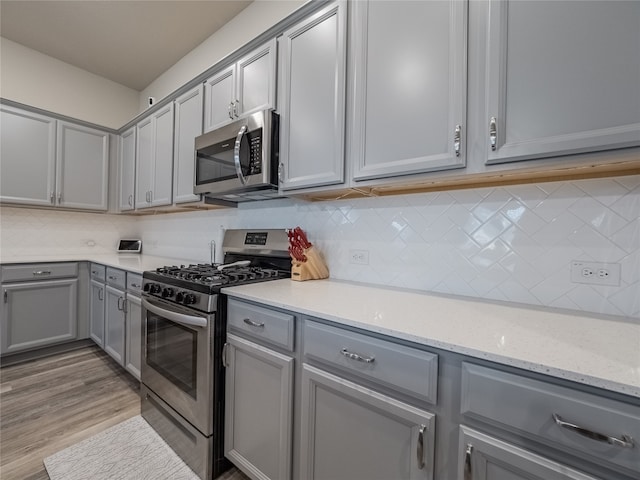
(222, 278, 640, 399)
(0, 253, 196, 274)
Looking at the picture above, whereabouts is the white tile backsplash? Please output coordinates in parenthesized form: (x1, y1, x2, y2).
(2, 175, 638, 318)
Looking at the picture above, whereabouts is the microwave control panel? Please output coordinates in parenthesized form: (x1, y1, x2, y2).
(249, 135, 262, 174)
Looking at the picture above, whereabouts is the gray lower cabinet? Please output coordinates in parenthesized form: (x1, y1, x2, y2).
(224, 333, 294, 480)
(458, 427, 598, 480)
(104, 285, 125, 366)
(278, 1, 347, 191)
(484, 0, 640, 164)
(124, 293, 141, 380)
(89, 279, 105, 346)
(300, 364, 435, 480)
(1, 275, 77, 355)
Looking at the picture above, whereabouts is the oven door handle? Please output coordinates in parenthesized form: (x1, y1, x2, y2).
(233, 124, 249, 185)
(142, 298, 208, 328)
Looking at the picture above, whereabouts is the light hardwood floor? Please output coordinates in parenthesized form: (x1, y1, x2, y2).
(0, 346, 141, 480)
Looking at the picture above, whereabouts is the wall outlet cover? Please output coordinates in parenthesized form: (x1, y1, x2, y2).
(570, 261, 621, 287)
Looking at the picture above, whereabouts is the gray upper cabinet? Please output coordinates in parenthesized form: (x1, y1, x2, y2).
(118, 126, 136, 211)
(278, 1, 347, 191)
(203, 39, 276, 133)
(56, 121, 109, 210)
(0, 105, 57, 207)
(135, 103, 174, 209)
(173, 84, 203, 204)
(1, 105, 109, 211)
(350, 0, 467, 182)
(485, 0, 640, 164)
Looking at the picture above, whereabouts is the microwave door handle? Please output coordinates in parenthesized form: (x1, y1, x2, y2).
(142, 297, 208, 328)
(233, 124, 249, 185)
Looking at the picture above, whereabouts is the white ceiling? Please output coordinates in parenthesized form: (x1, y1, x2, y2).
(0, 0, 253, 91)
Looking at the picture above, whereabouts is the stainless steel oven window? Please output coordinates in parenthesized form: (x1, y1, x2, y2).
(146, 312, 198, 398)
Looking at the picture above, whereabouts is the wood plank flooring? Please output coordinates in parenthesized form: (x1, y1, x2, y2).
(0, 346, 140, 480)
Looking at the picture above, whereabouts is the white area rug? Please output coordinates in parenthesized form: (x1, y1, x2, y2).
(43, 415, 247, 480)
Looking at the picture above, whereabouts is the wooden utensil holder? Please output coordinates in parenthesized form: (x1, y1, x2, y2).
(291, 246, 329, 281)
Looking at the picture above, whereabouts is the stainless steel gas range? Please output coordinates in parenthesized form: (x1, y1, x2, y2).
(140, 229, 291, 480)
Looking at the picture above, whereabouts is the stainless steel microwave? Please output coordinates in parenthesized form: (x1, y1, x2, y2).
(194, 109, 279, 201)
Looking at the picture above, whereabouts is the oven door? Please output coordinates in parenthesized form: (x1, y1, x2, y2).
(141, 295, 214, 436)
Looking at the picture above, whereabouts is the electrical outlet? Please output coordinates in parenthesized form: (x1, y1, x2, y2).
(349, 249, 369, 265)
(570, 261, 621, 286)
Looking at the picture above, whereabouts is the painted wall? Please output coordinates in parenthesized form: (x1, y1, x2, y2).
(138, 0, 306, 112)
(0, 38, 139, 129)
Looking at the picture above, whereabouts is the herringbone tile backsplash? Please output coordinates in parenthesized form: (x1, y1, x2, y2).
(2, 175, 639, 318)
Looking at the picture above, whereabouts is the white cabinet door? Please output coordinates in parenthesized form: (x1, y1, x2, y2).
(135, 104, 174, 209)
(485, 0, 640, 164)
(104, 285, 125, 366)
(118, 126, 136, 211)
(56, 121, 109, 210)
(204, 65, 235, 133)
(1, 279, 77, 354)
(204, 40, 276, 133)
(300, 364, 436, 480)
(173, 85, 203, 204)
(224, 334, 293, 480)
(125, 294, 141, 380)
(0, 105, 57, 207)
(235, 39, 277, 118)
(135, 116, 154, 208)
(278, 1, 347, 191)
(351, 0, 467, 181)
(150, 103, 174, 207)
(458, 427, 599, 480)
(89, 279, 105, 347)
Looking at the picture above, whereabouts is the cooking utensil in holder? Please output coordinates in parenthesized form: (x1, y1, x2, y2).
(288, 227, 329, 281)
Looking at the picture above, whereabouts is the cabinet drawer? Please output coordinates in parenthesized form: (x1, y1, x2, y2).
(90, 263, 106, 281)
(105, 267, 126, 290)
(304, 320, 438, 404)
(1, 263, 78, 282)
(227, 299, 295, 351)
(461, 362, 640, 476)
(126, 273, 143, 294)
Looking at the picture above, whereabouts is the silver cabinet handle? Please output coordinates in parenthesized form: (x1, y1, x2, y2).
(243, 318, 265, 328)
(222, 342, 229, 368)
(417, 424, 426, 470)
(464, 444, 473, 480)
(108, 276, 117, 280)
(454, 124, 462, 157)
(149, 190, 153, 202)
(117, 297, 124, 311)
(128, 194, 133, 207)
(3, 290, 7, 304)
(228, 102, 234, 120)
(233, 124, 249, 185)
(50, 192, 55, 204)
(33, 270, 52, 276)
(233, 99, 239, 118)
(489, 116, 497, 151)
(340, 348, 375, 364)
(278, 162, 284, 182)
(57, 192, 62, 203)
(123, 299, 128, 313)
(552, 413, 635, 448)
(131, 283, 141, 288)
(98, 288, 103, 301)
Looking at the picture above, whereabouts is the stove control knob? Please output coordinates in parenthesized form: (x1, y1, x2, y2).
(162, 288, 174, 298)
(143, 283, 151, 292)
(149, 284, 162, 294)
(184, 294, 197, 305)
(176, 292, 185, 303)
